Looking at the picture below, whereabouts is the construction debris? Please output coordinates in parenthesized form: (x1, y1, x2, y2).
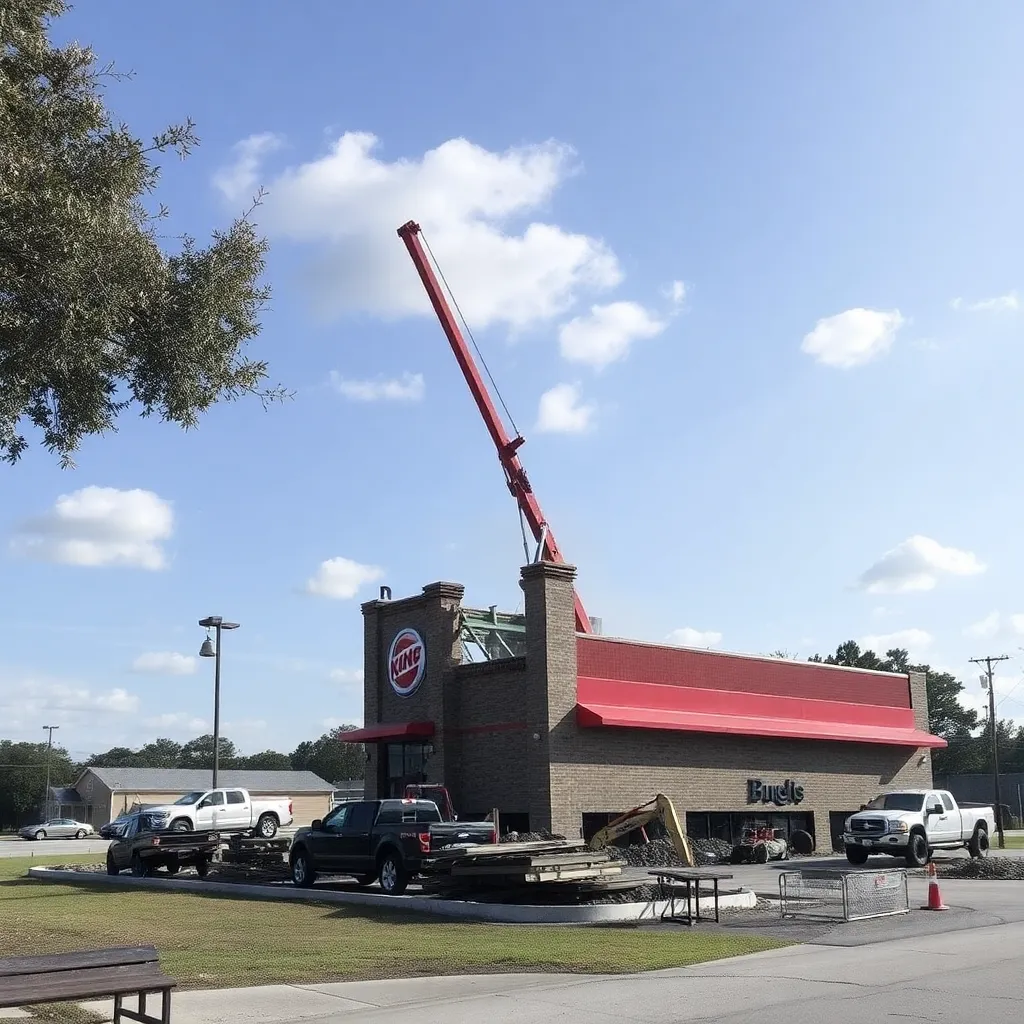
(605, 836, 733, 869)
(499, 830, 567, 843)
(939, 857, 1024, 880)
(214, 832, 292, 881)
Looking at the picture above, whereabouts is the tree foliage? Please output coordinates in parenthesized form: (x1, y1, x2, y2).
(0, 739, 75, 828)
(0, 0, 285, 465)
(290, 727, 365, 783)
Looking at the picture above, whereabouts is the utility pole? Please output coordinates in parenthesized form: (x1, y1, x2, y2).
(970, 655, 1010, 849)
(42, 725, 59, 819)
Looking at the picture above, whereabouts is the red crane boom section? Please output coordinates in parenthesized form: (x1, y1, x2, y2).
(397, 220, 592, 634)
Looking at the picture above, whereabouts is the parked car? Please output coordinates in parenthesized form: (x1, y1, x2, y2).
(844, 789, 994, 867)
(19, 818, 95, 841)
(289, 797, 496, 894)
(105, 811, 219, 877)
(142, 788, 293, 838)
(100, 804, 162, 839)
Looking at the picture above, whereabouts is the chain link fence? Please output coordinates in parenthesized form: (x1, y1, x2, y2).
(779, 868, 910, 921)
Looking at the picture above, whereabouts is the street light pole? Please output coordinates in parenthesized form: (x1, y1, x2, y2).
(199, 617, 240, 790)
(970, 654, 1010, 850)
(42, 725, 59, 819)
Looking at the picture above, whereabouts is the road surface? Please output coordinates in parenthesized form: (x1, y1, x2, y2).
(78, 920, 1024, 1023)
(0, 837, 110, 858)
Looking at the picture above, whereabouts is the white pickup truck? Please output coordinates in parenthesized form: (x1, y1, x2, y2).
(144, 788, 293, 838)
(844, 789, 994, 867)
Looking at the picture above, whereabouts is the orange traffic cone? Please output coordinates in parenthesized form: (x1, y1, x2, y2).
(921, 862, 948, 911)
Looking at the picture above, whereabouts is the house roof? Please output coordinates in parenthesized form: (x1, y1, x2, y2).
(79, 767, 334, 794)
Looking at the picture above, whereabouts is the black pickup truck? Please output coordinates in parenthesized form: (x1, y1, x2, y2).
(105, 811, 220, 877)
(289, 798, 495, 894)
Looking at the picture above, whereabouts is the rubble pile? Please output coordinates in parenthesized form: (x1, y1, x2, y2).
(689, 837, 735, 865)
(940, 858, 1024, 881)
(499, 830, 567, 843)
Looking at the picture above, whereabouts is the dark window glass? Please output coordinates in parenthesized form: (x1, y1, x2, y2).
(226, 791, 246, 805)
(347, 803, 376, 830)
(415, 805, 441, 824)
(376, 805, 401, 824)
(686, 813, 710, 839)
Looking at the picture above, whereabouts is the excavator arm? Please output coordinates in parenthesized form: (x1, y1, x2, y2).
(588, 794, 694, 867)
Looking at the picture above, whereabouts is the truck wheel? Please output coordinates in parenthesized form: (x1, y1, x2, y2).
(355, 873, 377, 887)
(195, 858, 209, 878)
(378, 852, 409, 895)
(754, 843, 769, 864)
(165, 863, 180, 875)
(170, 819, 192, 833)
(968, 827, 990, 859)
(905, 831, 929, 868)
(130, 853, 150, 877)
(291, 850, 316, 888)
(255, 814, 278, 839)
(106, 852, 119, 876)
(845, 845, 869, 866)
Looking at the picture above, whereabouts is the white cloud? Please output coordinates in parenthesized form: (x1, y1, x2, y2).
(801, 308, 904, 369)
(0, 671, 141, 734)
(330, 668, 364, 685)
(667, 627, 723, 648)
(212, 132, 284, 204)
(535, 383, 596, 434)
(131, 652, 197, 676)
(964, 612, 1002, 640)
(664, 280, 687, 308)
(859, 629, 934, 658)
(329, 371, 424, 402)
(558, 301, 665, 369)
(143, 712, 208, 732)
(214, 131, 621, 328)
(10, 486, 173, 570)
(951, 291, 1019, 313)
(306, 557, 384, 599)
(856, 535, 986, 593)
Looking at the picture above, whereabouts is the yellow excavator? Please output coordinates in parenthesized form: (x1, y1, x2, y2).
(587, 794, 694, 867)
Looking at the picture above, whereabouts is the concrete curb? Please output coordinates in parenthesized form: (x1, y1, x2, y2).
(26, 867, 756, 924)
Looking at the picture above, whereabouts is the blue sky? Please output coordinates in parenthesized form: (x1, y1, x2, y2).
(4, 1, 1024, 759)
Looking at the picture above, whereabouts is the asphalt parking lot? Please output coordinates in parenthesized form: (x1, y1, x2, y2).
(0, 835, 111, 857)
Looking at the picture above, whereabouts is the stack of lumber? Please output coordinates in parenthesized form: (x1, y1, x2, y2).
(215, 832, 292, 881)
(421, 839, 647, 903)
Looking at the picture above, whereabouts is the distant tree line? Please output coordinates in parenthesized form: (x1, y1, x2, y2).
(0, 726, 363, 829)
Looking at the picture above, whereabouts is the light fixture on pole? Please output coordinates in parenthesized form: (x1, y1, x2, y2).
(198, 616, 240, 790)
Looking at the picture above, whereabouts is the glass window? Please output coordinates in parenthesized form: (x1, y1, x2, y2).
(226, 791, 246, 805)
(387, 744, 404, 779)
(174, 792, 205, 805)
(376, 805, 400, 825)
(323, 805, 350, 831)
(415, 805, 441, 824)
(941, 793, 955, 811)
(347, 803, 376, 830)
(867, 793, 925, 812)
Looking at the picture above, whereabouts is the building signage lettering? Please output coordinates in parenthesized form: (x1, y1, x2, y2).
(388, 628, 426, 698)
(747, 778, 804, 806)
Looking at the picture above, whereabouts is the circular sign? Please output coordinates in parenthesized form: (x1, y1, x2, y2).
(388, 628, 426, 697)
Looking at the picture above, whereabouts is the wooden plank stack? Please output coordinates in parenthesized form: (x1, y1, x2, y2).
(422, 839, 646, 902)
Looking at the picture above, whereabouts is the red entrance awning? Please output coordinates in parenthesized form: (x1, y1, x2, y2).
(576, 677, 946, 748)
(338, 721, 435, 743)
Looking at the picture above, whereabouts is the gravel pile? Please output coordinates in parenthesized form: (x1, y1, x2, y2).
(44, 863, 105, 873)
(605, 836, 733, 868)
(498, 831, 567, 843)
(940, 858, 1024, 880)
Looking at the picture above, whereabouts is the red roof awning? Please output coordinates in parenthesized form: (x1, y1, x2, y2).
(338, 722, 434, 743)
(576, 677, 946, 748)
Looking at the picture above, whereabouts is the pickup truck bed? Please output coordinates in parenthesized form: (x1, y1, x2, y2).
(106, 813, 220, 877)
(289, 798, 496, 894)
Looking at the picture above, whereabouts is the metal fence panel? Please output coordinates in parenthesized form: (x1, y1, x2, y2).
(779, 868, 909, 922)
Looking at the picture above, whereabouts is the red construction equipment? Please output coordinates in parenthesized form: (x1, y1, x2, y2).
(397, 220, 592, 634)
(921, 861, 948, 911)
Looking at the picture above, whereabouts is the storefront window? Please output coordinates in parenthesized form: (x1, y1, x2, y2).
(384, 742, 429, 796)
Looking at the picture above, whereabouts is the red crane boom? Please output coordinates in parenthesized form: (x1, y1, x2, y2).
(397, 220, 592, 634)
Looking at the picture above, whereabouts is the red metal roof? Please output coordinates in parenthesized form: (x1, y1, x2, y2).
(577, 636, 912, 707)
(576, 676, 946, 748)
(338, 722, 435, 743)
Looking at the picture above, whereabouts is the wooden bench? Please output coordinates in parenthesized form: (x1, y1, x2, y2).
(0, 946, 175, 1024)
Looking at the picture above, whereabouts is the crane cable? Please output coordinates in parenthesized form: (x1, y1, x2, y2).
(419, 231, 521, 438)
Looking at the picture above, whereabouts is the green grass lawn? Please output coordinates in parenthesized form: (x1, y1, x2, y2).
(0, 856, 788, 989)
(1000, 835, 1024, 849)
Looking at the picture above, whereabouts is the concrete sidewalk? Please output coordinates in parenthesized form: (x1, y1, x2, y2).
(69, 920, 1024, 1023)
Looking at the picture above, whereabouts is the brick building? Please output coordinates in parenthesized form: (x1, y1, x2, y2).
(343, 561, 945, 852)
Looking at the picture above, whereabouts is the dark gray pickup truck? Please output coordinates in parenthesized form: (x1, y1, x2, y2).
(289, 798, 495, 894)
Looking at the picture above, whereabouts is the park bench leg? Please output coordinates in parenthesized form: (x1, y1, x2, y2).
(139, 992, 147, 1020)
(114, 994, 122, 1024)
(161, 989, 171, 1024)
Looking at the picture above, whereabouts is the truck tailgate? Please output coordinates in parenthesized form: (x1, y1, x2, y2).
(428, 822, 496, 852)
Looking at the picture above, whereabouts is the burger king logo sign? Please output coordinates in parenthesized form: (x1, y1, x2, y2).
(388, 628, 426, 697)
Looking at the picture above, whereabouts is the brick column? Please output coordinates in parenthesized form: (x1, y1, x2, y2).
(907, 669, 934, 787)
(520, 561, 579, 836)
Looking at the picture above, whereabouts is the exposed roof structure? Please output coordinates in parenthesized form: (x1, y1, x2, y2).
(78, 768, 334, 793)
